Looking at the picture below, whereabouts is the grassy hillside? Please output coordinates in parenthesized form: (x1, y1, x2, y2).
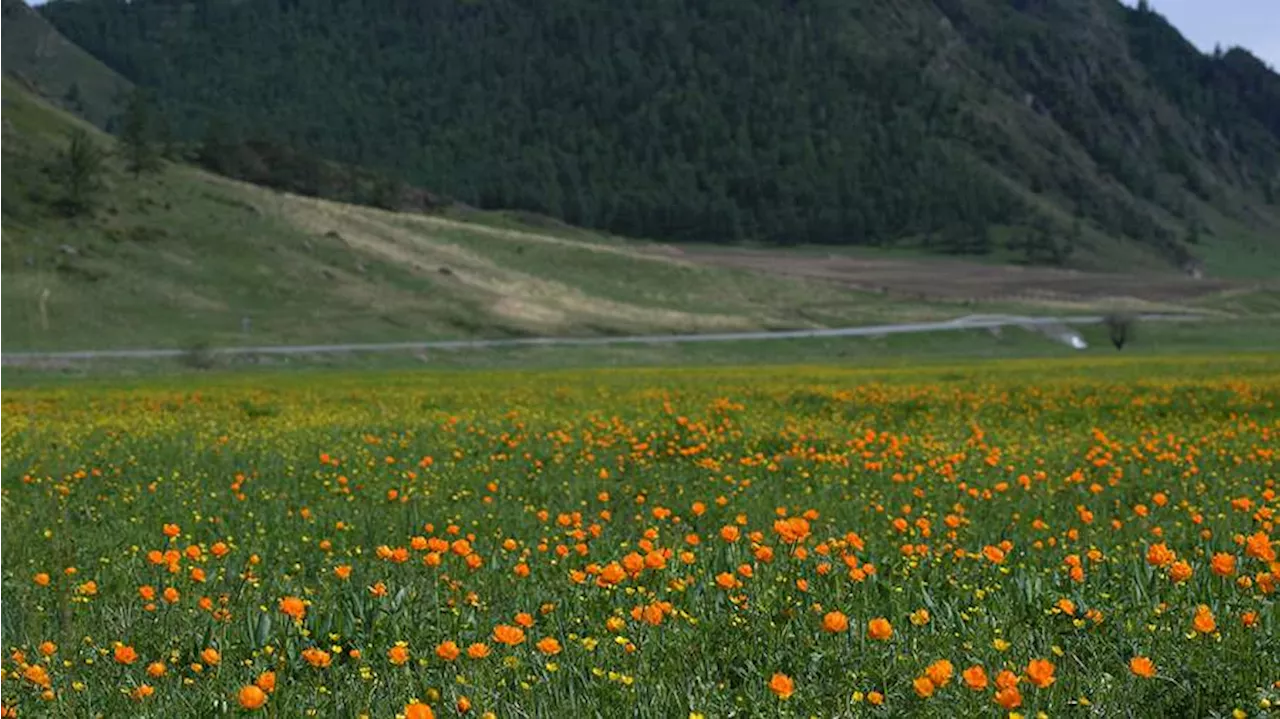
(5, 77, 1278, 364)
(35, 0, 1280, 275)
(1, 0, 131, 129)
(1, 78, 1018, 353)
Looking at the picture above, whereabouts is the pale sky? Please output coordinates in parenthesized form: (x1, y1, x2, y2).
(1122, 0, 1280, 68)
(27, 0, 1280, 69)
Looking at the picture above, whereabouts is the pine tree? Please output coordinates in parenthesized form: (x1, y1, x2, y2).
(369, 172, 404, 211)
(197, 117, 237, 175)
(119, 89, 160, 177)
(53, 129, 106, 216)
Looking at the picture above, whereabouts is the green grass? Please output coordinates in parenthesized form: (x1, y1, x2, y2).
(6, 315, 1279, 389)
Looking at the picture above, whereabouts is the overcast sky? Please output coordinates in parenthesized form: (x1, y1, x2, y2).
(27, 0, 1280, 69)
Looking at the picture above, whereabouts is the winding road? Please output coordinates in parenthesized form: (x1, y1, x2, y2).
(1, 314, 1195, 365)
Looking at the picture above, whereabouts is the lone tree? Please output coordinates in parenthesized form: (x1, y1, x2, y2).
(369, 172, 405, 211)
(119, 89, 161, 177)
(53, 129, 106, 216)
(1104, 312, 1135, 350)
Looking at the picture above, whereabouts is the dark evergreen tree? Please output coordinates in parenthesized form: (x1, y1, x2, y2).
(119, 89, 160, 177)
(369, 173, 405, 211)
(52, 129, 105, 216)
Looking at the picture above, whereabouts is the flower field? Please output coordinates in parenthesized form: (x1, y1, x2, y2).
(2, 357, 1278, 718)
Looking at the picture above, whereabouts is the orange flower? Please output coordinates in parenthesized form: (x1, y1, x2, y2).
(466, 643, 490, 659)
(1146, 543, 1176, 568)
(773, 517, 811, 544)
(114, 644, 139, 665)
(38, 641, 56, 657)
(1245, 532, 1275, 562)
(279, 596, 306, 621)
(514, 612, 535, 628)
(436, 641, 461, 661)
(982, 545, 1006, 564)
(1192, 604, 1216, 634)
(33, 573, 51, 587)
(867, 618, 893, 641)
(536, 637, 562, 655)
(597, 563, 626, 586)
(1129, 656, 1156, 678)
(912, 676, 935, 698)
(255, 671, 277, 693)
(644, 550, 667, 569)
(995, 670, 1020, 690)
(130, 684, 155, 702)
(493, 624, 526, 646)
(720, 525, 741, 543)
(962, 665, 988, 690)
(1210, 553, 1236, 577)
(163, 523, 181, 538)
(301, 647, 331, 668)
(22, 665, 51, 689)
(925, 659, 954, 688)
(1168, 560, 1193, 583)
(866, 690, 884, 705)
(994, 686, 1022, 709)
(768, 672, 795, 699)
(715, 572, 741, 590)
(201, 648, 220, 666)
(387, 643, 410, 665)
(821, 611, 849, 633)
(237, 685, 267, 710)
(146, 661, 167, 678)
(404, 701, 436, 719)
(1026, 659, 1055, 688)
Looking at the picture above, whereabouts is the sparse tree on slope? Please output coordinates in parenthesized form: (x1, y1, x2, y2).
(119, 89, 160, 177)
(53, 129, 106, 216)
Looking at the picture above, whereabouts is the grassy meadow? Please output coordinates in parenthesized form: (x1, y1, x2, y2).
(2, 355, 1278, 718)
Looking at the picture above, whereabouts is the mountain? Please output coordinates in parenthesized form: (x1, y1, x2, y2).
(1, 0, 132, 129)
(32, 0, 1280, 275)
(6, 77, 1010, 353)
(4, 71, 1276, 357)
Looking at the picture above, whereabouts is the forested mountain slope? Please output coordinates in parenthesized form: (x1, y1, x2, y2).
(2, 0, 131, 128)
(33, 0, 1280, 272)
(10, 78, 1034, 352)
